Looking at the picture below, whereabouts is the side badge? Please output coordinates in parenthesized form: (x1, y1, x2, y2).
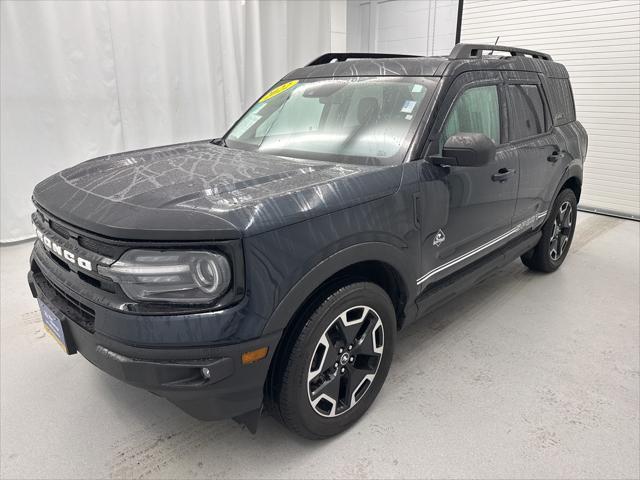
(433, 229, 446, 247)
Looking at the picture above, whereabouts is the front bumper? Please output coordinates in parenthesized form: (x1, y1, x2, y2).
(28, 266, 281, 423)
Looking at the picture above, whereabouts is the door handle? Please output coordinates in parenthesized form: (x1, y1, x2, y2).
(491, 168, 516, 183)
(547, 150, 566, 163)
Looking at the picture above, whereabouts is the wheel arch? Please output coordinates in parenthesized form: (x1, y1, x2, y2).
(262, 242, 415, 409)
(262, 242, 415, 337)
(555, 163, 583, 203)
(561, 175, 582, 202)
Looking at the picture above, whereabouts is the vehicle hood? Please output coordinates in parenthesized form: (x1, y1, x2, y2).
(33, 141, 402, 240)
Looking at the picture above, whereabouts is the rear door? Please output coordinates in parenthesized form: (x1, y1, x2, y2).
(503, 72, 568, 224)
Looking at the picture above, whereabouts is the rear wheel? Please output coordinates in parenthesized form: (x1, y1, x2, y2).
(521, 188, 578, 272)
(274, 282, 395, 439)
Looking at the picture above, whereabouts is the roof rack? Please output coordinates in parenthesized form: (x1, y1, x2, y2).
(449, 43, 552, 61)
(306, 52, 422, 67)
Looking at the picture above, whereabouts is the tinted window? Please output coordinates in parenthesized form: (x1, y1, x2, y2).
(545, 78, 576, 125)
(506, 84, 546, 140)
(441, 85, 500, 148)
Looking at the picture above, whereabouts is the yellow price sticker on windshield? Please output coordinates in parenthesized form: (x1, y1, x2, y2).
(259, 80, 299, 102)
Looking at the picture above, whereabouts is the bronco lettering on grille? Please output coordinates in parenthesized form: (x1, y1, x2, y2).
(35, 228, 93, 272)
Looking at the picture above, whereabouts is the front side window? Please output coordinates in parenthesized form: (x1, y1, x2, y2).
(506, 84, 546, 140)
(441, 85, 500, 148)
(226, 77, 438, 165)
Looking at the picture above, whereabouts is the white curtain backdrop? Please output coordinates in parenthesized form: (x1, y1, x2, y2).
(0, 0, 331, 242)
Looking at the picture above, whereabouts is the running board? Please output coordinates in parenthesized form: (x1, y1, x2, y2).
(415, 231, 541, 317)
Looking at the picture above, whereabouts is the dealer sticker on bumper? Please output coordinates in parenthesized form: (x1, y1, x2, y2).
(38, 300, 70, 354)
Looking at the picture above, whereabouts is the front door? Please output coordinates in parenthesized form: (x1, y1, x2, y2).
(417, 72, 519, 290)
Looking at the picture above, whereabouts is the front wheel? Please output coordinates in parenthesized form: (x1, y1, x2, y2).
(521, 188, 578, 272)
(275, 282, 396, 439)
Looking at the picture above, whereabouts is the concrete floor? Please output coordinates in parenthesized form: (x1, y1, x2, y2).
(1, 212, 638, 480)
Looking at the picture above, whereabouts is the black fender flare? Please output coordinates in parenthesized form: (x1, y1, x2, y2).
(538, 161, 582, 226)
(261, 241, 416, 336)
(551, 161, 583, 204)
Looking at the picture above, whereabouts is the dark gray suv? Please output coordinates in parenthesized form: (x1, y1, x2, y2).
(28, 44, 587, 438)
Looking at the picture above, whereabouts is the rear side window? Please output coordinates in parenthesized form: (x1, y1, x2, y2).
(544, 78, 576, 125)
(506, 84, 546, 141)
(441, 85, 500, 147)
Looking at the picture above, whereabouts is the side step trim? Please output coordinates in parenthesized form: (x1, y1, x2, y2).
(415, 230, 541, 317)
(417, 211, 546, 286)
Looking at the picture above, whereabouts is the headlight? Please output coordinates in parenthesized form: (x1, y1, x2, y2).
(98, 250, 231, 304)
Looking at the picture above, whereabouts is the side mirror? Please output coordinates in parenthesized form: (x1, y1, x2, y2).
(430, 133, 496, 167)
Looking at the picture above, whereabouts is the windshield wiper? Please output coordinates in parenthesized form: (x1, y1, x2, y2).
(211, 137, 228, 147)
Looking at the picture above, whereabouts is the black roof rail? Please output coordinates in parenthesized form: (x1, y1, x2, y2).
(306, 52, 422, 67)
(449, 43, 553, 61)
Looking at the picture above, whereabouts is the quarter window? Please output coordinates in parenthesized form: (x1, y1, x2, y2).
(545, 78, 575, 125)
(506, 84, 546, 140)
(441, 85, 500, 148)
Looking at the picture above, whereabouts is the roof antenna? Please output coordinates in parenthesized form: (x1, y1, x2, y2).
(489, 36, 500, 55)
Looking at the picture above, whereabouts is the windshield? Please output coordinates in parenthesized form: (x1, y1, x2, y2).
(225, 77, 437, 165)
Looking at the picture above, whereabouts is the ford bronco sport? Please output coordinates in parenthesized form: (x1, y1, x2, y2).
(28, 44, 587, 439)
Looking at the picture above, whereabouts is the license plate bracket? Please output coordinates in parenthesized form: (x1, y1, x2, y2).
(38, 300, 76, 355)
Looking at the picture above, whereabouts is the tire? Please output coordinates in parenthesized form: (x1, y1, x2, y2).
(274, 282, 396, 439)
(521, 188, 578, 273)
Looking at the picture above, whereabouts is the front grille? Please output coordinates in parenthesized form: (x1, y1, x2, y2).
(49, 220, 71, 239)
(33, 268, 96, 333)
(42, 245, 117, 293)
(37, 207, 125, 260)
(77, 236, 123, 259)
(34, 208, 122, 295)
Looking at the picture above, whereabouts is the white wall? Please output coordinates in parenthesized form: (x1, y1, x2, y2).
(331, 0, 348, 51)
(347, 0, 458, 55)
(461, 0, 640, 219)
(0, 0, 334, 242)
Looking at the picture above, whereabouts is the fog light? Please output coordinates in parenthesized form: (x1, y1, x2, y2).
(201, 367, 211, 379)
(242, 347, 269, 365)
